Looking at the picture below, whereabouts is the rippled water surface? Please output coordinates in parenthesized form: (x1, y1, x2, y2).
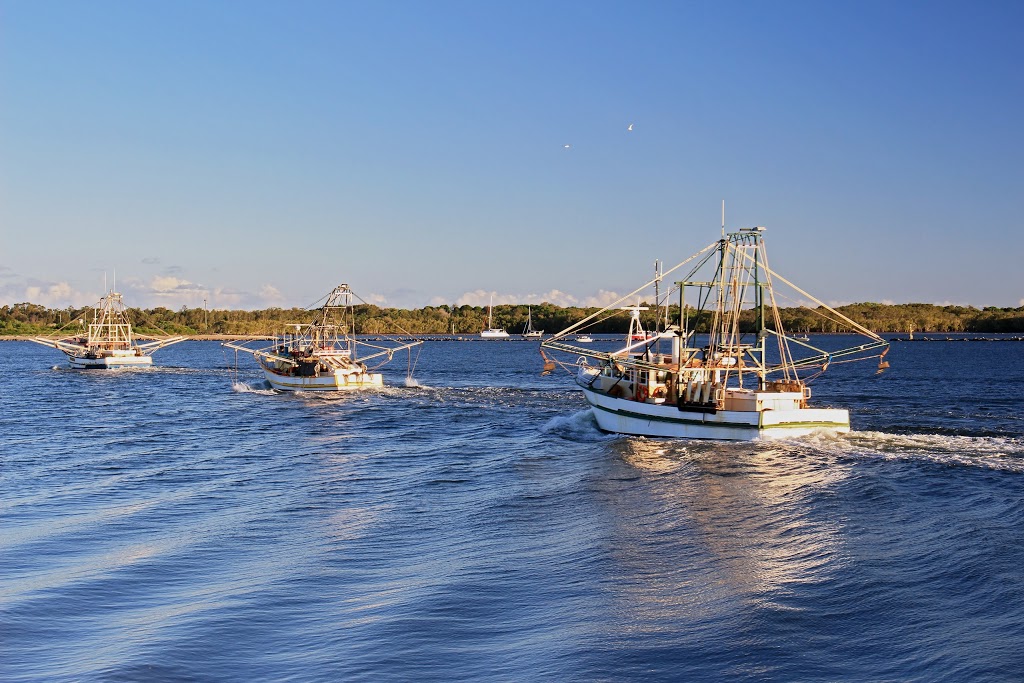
(3, 337, 1023, 681)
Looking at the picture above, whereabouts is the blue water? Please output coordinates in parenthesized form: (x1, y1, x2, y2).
(2, 337, 1023, 682)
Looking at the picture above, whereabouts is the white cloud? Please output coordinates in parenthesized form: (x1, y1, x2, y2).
(579, 289, 626, 308)
(445, 288, 626, 308)
(23, 281, 86, 307)
(257, 285, 285, 305)
(1, 275, 373, 311)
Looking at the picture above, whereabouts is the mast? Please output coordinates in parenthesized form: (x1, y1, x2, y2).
(754, 228, 766, 389)
(653, 260, 660, 336)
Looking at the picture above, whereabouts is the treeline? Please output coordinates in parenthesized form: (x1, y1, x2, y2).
(3, 301, 1024, 336)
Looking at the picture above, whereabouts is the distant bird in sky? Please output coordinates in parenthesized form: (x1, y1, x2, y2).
(627, 123, 633, 131)
(563, 144, 571, 149)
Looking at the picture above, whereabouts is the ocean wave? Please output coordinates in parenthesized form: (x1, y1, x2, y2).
(231, 380, 275, 395)
(541, 409, 619, 442)
(799, 430, 1024, 471)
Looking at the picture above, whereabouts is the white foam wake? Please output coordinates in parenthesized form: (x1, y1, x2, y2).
(541, 409, 619, 442)
(231, 381, 276, 395)
(797, 430, 1024, 471)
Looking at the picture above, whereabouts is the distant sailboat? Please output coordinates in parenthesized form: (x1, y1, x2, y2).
(521, 307, 543, 339)
(480, 295, 509, 339)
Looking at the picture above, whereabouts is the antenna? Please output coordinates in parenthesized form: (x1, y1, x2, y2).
(721, 200, 725, 237)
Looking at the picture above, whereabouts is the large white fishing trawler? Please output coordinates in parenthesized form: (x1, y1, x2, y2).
(31, 291, 186, 368)
(223, 284, 422, 392)
(541, 224, 889, 440)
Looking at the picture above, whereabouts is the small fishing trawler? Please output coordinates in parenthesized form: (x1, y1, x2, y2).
(31, 290, 186, 368)
(541, 224, 889, 440)
(223, 284, 422, 392)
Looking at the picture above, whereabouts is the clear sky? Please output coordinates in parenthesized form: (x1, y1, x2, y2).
(2, 0, 1022, 311)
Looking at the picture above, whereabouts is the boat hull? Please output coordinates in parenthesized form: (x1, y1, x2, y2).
(67, 353, 153, 369)
(580, 384, 849, 441)
(260, 362, 383, 392)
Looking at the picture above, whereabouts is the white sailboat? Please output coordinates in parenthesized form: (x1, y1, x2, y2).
(541, 225, 890, 440)
(31, 290, 186, 368)
(521, 306, 543, 339)
(223, 284, 422, 391)
(480, 295, 509, 338)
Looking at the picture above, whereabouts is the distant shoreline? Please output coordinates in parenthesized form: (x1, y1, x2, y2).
(7, 333, 1024, 343)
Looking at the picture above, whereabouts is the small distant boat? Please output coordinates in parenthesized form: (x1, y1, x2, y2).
(521, 306, 543, 339)
(223, 284, 422, 391)
(794, 334, 810, 341)
(480, 294, 509, 339)
(541, 225, 890, 441)
(575, 334, 594, 343)
(31, 290, 186, 368)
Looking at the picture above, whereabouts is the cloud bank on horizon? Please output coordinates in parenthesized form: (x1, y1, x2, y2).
(0, 268, 626, 311)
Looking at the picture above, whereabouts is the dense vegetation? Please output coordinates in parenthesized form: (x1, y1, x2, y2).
(3, 301, 1024, 337)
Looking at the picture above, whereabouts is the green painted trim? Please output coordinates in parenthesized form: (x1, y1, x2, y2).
(588, 397, 848, 431)
(760, 421, 850, 430)
(588, 400, 754, 429)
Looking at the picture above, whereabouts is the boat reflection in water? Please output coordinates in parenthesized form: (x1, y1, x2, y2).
(587, 437, 847, 632)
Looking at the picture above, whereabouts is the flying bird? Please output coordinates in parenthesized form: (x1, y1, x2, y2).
(563, 144, 571, 149)
(627, 123, 633, 131)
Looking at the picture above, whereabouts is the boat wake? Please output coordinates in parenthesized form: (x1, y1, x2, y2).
(404, 376, 427, 388)
(800, 430, 1024, 471)
(232, 381, 276, 395)
(541, 409, 619, 442)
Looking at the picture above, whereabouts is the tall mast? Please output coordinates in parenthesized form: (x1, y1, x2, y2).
(754, 229, 766, 388)
(653, 260, 660, 335)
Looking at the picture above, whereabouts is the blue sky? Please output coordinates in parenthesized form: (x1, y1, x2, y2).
(2, 0, 1022, 310)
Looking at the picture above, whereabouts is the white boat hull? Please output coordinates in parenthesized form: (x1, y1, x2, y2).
(480, 329, 509, 338)
(68, 353, 154, 369)
(580, 384, 849, 441)
(260, 361, 383, 392)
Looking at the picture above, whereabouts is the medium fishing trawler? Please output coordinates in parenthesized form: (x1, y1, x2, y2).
(31, 290, 186, 368)
(541, 224, 889, 440)
(223, 284, 422, 391)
